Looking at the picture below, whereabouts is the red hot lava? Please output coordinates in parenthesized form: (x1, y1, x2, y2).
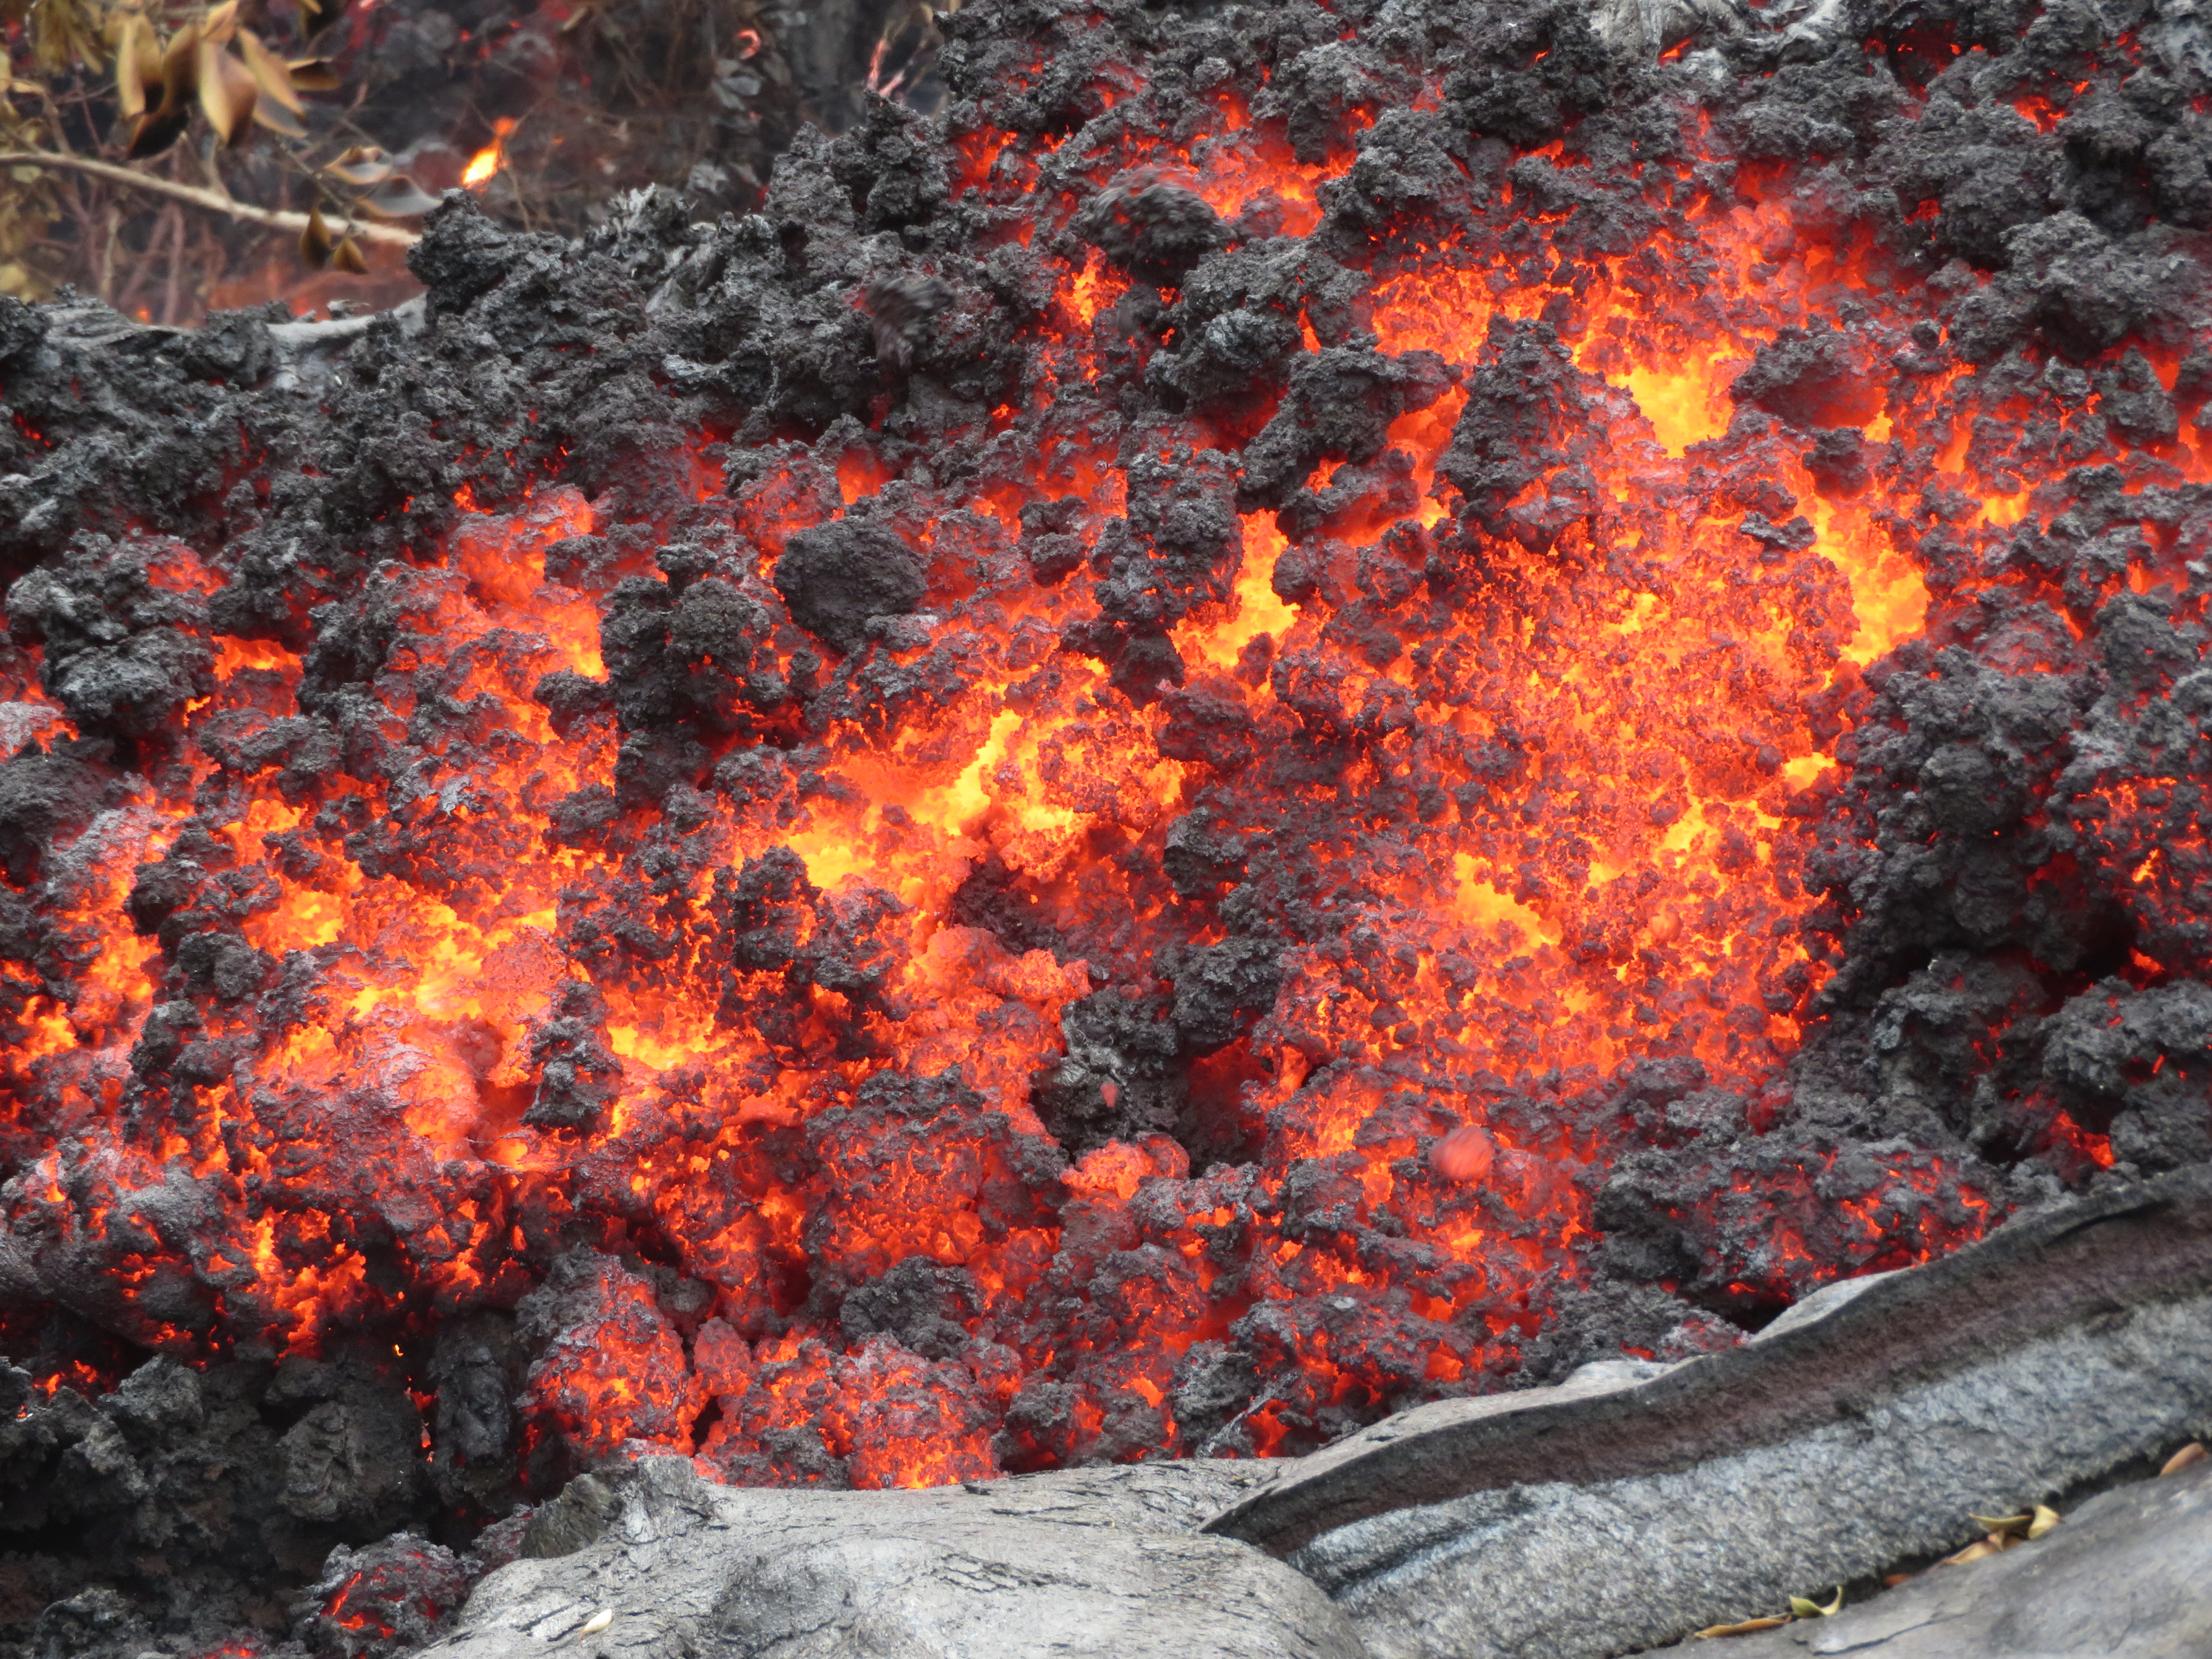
(1, 0, 2201, 1579)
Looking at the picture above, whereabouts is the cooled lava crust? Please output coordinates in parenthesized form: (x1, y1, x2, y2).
(6, 0, 2212, 1651)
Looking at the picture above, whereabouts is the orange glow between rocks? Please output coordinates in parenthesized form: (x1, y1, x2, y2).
(9, 79, 2143, 1496)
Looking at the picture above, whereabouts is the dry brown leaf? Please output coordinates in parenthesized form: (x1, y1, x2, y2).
(1940, 1538, 2002, 1567)
(195, 40, 258, 146)
(324, 146, 393, 188)
(237, 29, 304, 115)
(27, 0, 106, 74)
(114, 14, 159, 120)
(158, 20, 200, 109)
(1692, 1618, 1792, 1639)
(286, 58, 343, 91)
(2028, 1505, 2061, 1540)
(357, 175, 443, 217)
(332, 235, 368, 274)
(2163, 1443, 2207, 1476)
(1968, 1513, 2032, 1536)
(298, 201, 334, 268)
(1881, 1573, 1915, 1589)
(202, 0, 241, 45)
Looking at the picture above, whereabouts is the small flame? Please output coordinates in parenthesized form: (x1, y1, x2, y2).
(463, 118, 516, 189)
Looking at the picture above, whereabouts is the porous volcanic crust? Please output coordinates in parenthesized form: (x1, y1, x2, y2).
(4, 0, 2212, 1650)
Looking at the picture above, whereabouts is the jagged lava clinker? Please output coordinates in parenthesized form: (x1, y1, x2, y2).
(1, 0, 2209, 1578)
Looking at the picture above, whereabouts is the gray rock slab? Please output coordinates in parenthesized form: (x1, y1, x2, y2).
(418, 1455, 1370, 1659)
(1635, 1459, 2212, 1658)
(1203, 1168, 2212, 1659)
(1291, 1295, 2212, 1659)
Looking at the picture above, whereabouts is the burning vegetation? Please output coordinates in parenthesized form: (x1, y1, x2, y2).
(5, 0, 2212, 1650)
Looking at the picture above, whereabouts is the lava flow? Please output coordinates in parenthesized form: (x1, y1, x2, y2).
(7, 0, 2212, 1648)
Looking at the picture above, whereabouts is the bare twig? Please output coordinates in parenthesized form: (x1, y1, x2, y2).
(0, 150, 419, 247)
(160, 201, 183, 325)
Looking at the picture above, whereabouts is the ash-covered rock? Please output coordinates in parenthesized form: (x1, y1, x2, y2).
(418, 1453, 1355, 1659)
(8, 533, 215, 755)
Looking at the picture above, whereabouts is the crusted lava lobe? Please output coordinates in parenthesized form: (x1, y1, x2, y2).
(7, 0, 2212, 1653)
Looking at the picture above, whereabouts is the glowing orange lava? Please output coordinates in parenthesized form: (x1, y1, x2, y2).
(6, 77, 2109, 1498)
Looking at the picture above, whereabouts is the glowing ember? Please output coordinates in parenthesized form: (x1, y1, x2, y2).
(463, 119, 517, 190)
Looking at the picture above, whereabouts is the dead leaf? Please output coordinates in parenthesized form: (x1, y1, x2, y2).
(1880, 1573, 1915, 1589)
(2028, 1505, 2061, 1540)
(1968, 1513, 2032, 1537)
(158, 19, 200, 110)
(114, 14, 160, 121)
(195, 40, 258, 146)
(1940, 1538, 2002, 1567)
(323, 146, 393, 188)
(26, 0, 105, 74)
(286, 58, 343, 92)
(299, 201, 333, 268)
(202, 0, 241, 45)
(332, 235, 368, 275)
(2163, 1443, 2207, 1477)
(1693, 1618, 1792, 1639)
(357, 174, 443, 217)
(1787, 1590, 1844, 1618)
(237, 29, 304, 115)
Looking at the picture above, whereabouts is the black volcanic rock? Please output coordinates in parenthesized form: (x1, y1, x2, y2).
(773, 519, 928, 655)
(1072, 175, 1231, 285)
(7, 537, 215, 742)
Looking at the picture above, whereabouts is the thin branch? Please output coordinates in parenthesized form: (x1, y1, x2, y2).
(0, 149, 419, 247)
(160, 201, 184, 326)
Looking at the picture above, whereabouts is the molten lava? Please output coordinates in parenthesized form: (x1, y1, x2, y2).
(1, 0, 2199, 1561)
